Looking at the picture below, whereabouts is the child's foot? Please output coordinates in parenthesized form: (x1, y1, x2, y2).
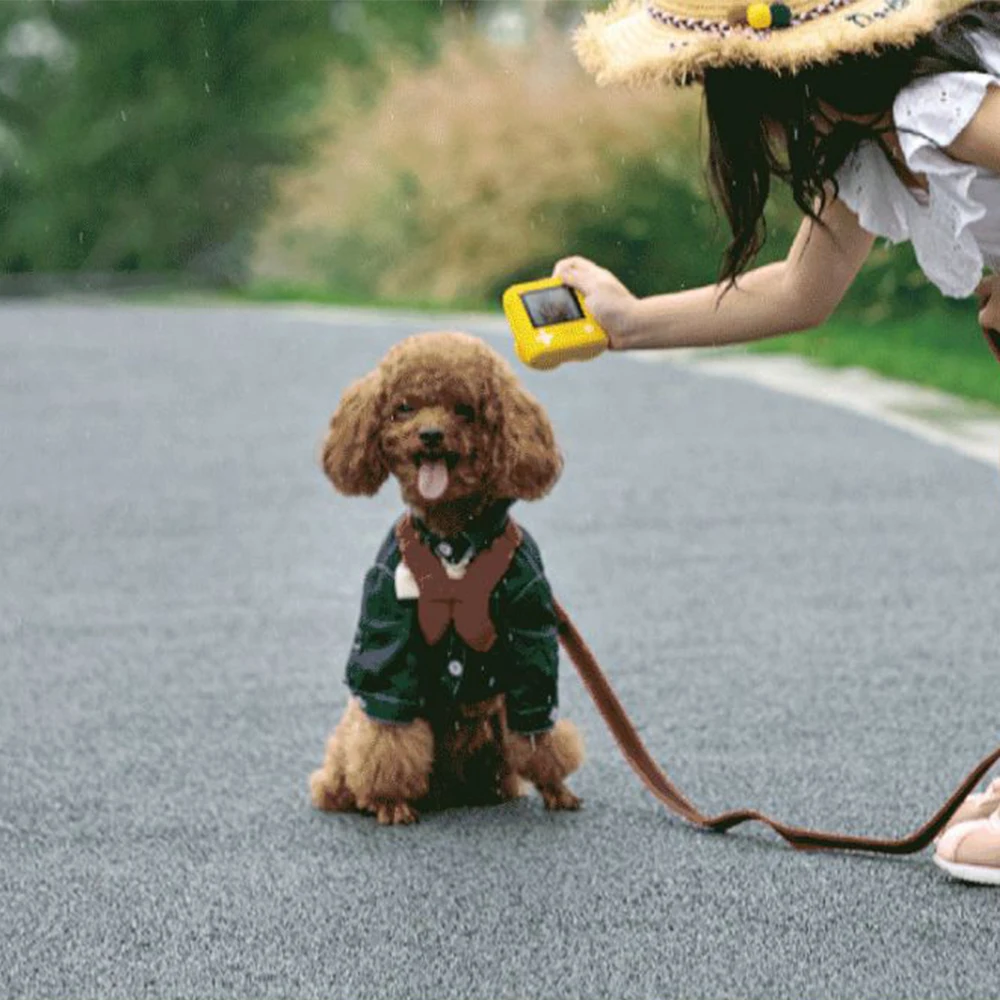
(937, 778, 1000, 840)
(934, 807, 1000, 885)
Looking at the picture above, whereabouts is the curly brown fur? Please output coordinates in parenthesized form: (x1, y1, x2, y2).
(320, 331, 562, 533)
(311, 332, 581, 824)
(321, 370, 388, 497)
(508, 721, 585, 811)
(311, 696, 582, 822)
(311, 698, 435, 825)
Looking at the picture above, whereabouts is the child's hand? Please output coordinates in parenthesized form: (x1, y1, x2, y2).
(552, 256, 639, 349)
(976, 274, 1000, 334)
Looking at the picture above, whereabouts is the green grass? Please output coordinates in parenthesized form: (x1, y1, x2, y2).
(749, 309, 1000, 410)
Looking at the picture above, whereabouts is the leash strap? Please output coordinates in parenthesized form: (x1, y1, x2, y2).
(547, 336, 1000, 852)
(553, 599, 1000, 854)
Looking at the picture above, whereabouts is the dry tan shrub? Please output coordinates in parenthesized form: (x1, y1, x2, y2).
(253, 25, 703, 304)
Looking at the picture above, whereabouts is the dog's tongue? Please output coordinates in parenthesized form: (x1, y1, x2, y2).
(418, 460, 449, 500)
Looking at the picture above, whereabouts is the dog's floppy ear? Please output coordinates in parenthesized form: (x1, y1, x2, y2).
(485, 368, 563, 501)
(321, 370, 389, 496)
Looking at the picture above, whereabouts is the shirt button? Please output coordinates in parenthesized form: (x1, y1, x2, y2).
(447, 659, 463, 678)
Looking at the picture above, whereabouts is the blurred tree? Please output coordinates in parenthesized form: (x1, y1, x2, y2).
(486, 154, 798, 305)
(332, 0, 469, 70)
(0, 0, 452, 281)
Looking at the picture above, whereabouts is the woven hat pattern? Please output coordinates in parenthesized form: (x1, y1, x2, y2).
(575, 0, 977, 85)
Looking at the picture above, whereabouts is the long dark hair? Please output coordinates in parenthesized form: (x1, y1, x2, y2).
(703, 1, 1000, 286)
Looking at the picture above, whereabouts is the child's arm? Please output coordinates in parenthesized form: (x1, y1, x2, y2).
(944, 86, 1000, 337)
(553, 197, 874, 351)
(943, 84, 1000, 172)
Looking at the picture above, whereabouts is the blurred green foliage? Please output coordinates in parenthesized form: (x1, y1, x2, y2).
(838, 239, 970, 320)
(0, 0, 981, 334)
(489, 157, 767, 303)
(529, 157, 969, 322)
(0, 0, 450, 281)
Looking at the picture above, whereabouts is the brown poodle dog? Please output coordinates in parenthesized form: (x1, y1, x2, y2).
(309, 331, 584, 825)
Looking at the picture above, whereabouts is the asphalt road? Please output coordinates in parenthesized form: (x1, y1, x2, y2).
(3, 302, 1000, 1000)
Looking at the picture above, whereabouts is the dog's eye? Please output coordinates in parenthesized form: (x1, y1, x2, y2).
(454, 403, 475, 422)
(394, 402, 414, 419)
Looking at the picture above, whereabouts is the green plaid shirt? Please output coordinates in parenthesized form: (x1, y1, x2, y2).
(344, 504, 559, 734)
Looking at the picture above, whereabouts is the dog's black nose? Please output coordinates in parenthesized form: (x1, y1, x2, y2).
(419, 428, 444, 449)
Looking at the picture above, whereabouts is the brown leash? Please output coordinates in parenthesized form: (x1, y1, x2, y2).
(549, 330, 1000, 852)
(553, 599, 1000, 854)
(547, 330, 1000, 852)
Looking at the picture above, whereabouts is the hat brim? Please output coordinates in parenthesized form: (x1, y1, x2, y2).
(575, 0, 978, 86)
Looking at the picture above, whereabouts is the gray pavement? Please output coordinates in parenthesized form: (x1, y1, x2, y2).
(3, 302, 1000, 1000)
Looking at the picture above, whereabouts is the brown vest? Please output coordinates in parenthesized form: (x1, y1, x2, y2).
(395, 515, 522, 653)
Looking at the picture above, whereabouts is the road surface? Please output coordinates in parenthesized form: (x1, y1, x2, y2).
(3, 302, 999, 999)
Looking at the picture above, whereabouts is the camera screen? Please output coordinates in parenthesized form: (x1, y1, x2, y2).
(520, 286, 584, 328)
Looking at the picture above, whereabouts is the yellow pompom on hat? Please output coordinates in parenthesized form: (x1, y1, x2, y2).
(574, 0, 977, 86)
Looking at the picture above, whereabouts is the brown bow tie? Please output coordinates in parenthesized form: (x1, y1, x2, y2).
(395, 515, 521, 652)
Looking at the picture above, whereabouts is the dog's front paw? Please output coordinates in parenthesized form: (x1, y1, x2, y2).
(372, 800, 419, 826)
(540, 785, 583, 811)
(310, 768, 356, 813)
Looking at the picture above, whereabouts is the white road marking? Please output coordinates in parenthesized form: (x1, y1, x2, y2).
(633, 349, 1000, 470)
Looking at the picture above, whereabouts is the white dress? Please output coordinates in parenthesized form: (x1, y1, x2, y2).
(835, 31, 1000, 299)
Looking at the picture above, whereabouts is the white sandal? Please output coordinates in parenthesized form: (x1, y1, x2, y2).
(936, 777, 1000, 840)
(934, 807, 1000, 886)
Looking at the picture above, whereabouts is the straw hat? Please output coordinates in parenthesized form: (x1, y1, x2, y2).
(574, 0, 977, 85)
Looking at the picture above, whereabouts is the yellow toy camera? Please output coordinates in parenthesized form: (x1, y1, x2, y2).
(502, 278, 608, 370)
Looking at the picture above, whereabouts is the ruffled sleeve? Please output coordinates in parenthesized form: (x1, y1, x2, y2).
(835, 140, 909, 244)
(892, 58, 999, 297)
(894, 70, 999, 150)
